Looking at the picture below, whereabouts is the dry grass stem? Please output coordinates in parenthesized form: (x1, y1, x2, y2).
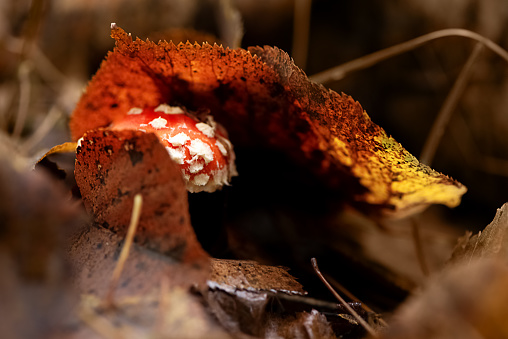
(451, 115, 508, 177)
(324, 273, 388, 327)
(311, 258, 378, 337)
(309, 29, 508, 84)
(410, 217, 430, 277)
(20, 105, 62, 153)
(104, 194, 143, 308)
(78, 304, 120, 339)
(419, 42, 483, 165)
(12, 62, 31, 140)
(292, 0, 312, 70)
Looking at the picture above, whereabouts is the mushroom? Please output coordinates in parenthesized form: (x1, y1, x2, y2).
(110, 104, 237, 193)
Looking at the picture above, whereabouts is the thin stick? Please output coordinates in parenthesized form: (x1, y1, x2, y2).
(311, 258, 377, 337)
(324, 273, 388, 327)
(451, 115, 508, 177)
(468, 231, 481, 266)
(292, 0, 312, 70)
(12, 62, 31, 139)
(154, 276, 170, 333)
(410, 217, 430, 277)
(419, 42, 483, 165)
(20, 105, 62, 153)
(104, 194, 143, 308)
(309, 28, 508, 84)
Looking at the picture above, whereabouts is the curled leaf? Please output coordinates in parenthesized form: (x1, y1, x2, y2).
(70, 25, 466, 217)
(74, 129, 208, 262)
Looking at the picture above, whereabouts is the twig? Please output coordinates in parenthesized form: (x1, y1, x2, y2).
(20, 105, 62, 153)
(311, 258, 378, 337)
(12, 62, 32, 140)
(292, 0, 312, 70)
(324, 273, 388, 327)
(410, 217, 430, 277)
(419, 42, 483, 165)
(468, 231, 481, 266)
(451, 115, 508, 178)
(154, 276, 170, 334)
(104, 194, 143, 308)
(309, 28, 508, 84)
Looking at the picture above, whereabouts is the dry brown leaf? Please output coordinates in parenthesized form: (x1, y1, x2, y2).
(69, 25, 465, 218)
(202, 259, 368, 338)
(75, 288, 231, 339)
(74, 129, 209, 263)
(376, 258, 508, 339)
(449, 202, 508, 264)
(0, 149, 82, 339)
(209, 259, 306, 295)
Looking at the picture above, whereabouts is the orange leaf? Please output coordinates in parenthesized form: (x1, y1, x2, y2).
(70, 25, 466, 217)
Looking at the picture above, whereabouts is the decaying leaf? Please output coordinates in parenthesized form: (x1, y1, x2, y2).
(376, 258, 508, 339)
(67, 222, 209, 299)
(70, 25, 465, 217)
(209, 259, 306, 295)
(449, 202, 508, 264)
(202, 259, 368, 338)
(74, 129, 208, 263)
(75, 287, 231, 339)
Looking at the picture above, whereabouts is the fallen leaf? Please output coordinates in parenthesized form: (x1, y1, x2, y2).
(202, 259, 369, 338)
(69, 25, 465, 217)
(209, 259, 306, 295)
(74, 287, 231, 339)
(266, 310, 338, 339)
(0, 148, 82, 339)
(448, 202, 508, 264)
(67, 222, 208, 299)
(376, 258, 508, 339)
(74, 129, 208, 263)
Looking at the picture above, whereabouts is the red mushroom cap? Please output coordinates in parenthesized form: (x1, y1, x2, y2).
(110, 104, 237, 193)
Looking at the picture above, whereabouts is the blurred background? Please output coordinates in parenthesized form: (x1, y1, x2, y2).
(1, 0, 508, 311)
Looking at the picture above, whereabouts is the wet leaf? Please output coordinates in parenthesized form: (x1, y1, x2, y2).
(69, 25, 465, 217)
(74, 129, 208, 263)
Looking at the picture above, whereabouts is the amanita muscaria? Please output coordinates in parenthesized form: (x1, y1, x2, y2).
(109, 104, 237, 193)
(71, 24, 467, 219)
